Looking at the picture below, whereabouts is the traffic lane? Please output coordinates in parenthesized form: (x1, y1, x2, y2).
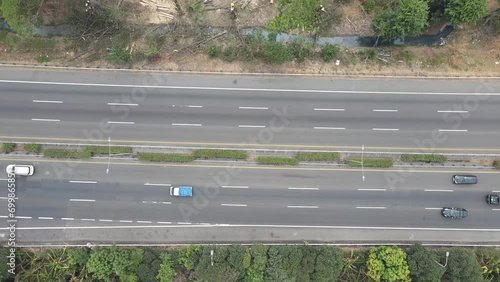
(1, 69, 498, 94)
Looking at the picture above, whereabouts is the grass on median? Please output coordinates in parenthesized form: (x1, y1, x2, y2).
(494, 160, 500, 170)
(1, 143, 16, 153)
(401, 154, 447, 163)
(84, 146, 133, 155)
(193, 149, 248, 160)
(257, 156, 299, 166)
(24, 143, 41, 153)
(345, 158, 393, 168)
(137, 152, 194, 163)
(295, 152, 340, 162)
(43, 149, 91, 159)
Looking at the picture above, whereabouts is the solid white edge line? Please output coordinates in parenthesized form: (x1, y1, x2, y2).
(107, 121, 135, 125)
(287, 206, 319, 209)
(438, 129, 467, 132)
(144, 183, 171, 186)
(373, 109, 399, 112)
(373, 128, 399, 131)
(288, 187, 319, 190)
(222, 185, 249, 189)
(437, 110, 469, 113)
(425, 208, 442, 210)
(107, 103, 138, 106)
(221, 204, 248, 207)
(424, 189, 454, 192)
(39, 217, 53, 220)
(356, 207, 386, 209)
(70, 199, 96, 202)
(313, 127, 346, 130)
(239, 125, 266, 128)
(31, 118, 60, 122)
(358, 189, 387, 191)
(314, 108, 345, 111)
(69, 180, 97, 184)
(33, 100, 63, 104)
(238, 106, 269, 110)
(62, 218, 74, 221)
(171, 123, 202, 127)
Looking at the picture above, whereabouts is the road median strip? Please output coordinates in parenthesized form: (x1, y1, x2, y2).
(345, 158, 393, 168)
(401, 154, 447, 163)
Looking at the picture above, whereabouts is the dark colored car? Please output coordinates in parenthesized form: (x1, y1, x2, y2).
(487, 195, 500, 205)
(452, 175, 478, 184)
(442, 207, 468, 219)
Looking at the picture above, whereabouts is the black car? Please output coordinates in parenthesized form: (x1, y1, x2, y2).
(487, 195, 500, 205)
(442, 207, 468, 219)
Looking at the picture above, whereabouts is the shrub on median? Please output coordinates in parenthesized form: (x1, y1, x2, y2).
(24, 143, 41, 153)
(295, 152, 340, 162)
(137, 152, 194, 163)
(193, 149, 248, 160)
(257, 156, 299, 166)
(1, 143, 15, 153)
(401, 154, 447, 163)
(345, 158, 393, 168)
(43, 149, 91, 159)
(494, 160, 500, 170)
(84, 146, 133, 155)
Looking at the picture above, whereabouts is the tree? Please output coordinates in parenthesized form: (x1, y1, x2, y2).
(477, 247, 500, 282)
(445, 247, 484, 282)
(157, 253, 176, 282)
(246, 244, 268, 282)
(312, 246, 343, 282)
(137, 248, 161, 282)
(406, 244, 445, 282)
(87, 246, 144, 282)
(265, 245, 303, 282)
(366, 246, 410, 282)
(1, 0, 40, 36)
(445, 0, 488, 25)
(372, 0, 429, 41)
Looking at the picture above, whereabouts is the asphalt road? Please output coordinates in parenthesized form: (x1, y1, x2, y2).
(0, 69, 499, 152)
(1, 158, 499, 229)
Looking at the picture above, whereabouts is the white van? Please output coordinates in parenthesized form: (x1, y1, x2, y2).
(6, 164, 34, 176)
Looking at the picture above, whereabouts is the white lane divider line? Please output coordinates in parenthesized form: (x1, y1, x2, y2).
(424, 189, 453, 192)
(425, 207, 442, 210)
(239, 125, 266, 128)
(31, 118, 60, 122)
(373, 109, 399, 112)
(39, 217, 53, 220)
(221, 204, 248, 207)
(80, 218, 95, 221)
(157, 221, 172, 224)
(0, 216, 7, 218)
(107, 102, 138, 106)
(33, 100, 63, 104)
(438, 129, 467, 132)
(288, 187, 319, 190)
(313, 127, 346, 130)
(70, 199, 96, 202)
(142, 201, 171, 205)
(492, 191, 500, 193)
(137, 221, 152, 224)
(171, 123, 202, 127)
(314, 108, 345, 111)
(61, 218, 74, 221)
(222, 185, 249, 189)
(287, 205, 319, 209)
(187, 105, 203, 108)
(492, 209, 500, 211)
(69, 180, 97, 184)
(238, 106, 269, 110)
(0, 179, 7, 181)
(358, 189, 387, 192)
(437, 110, 469, 113)
(99, 219, 113, 222)
(144, 183, 171, 187)
(356, 206, 387, 209)
(373, 128, 399, 131)
(119, 220, 133, 223)
(16, 216, 32, 219)
(107, 121, 135, 125)
(0, 197, 18, 200)
(178, 222, 192, 225)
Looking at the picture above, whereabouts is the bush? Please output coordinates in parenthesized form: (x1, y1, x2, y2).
(1, 143, 15, 153)
(24, 143, 41, 153)
(494, 160, 500, 170)
(257, 156, 299, 165)
(105, 37, 132, 65)
(137, 152, 194, 163)
(321, 44, 339, 62)
(206, 44, 220, 58)
(295, 152, 340, 162)
(345, 158, 393, 167)
(36, 55, 49, 63)
(84, 146, 133, 155)
(1, 0, 39, 36)
(287, 38, 312, 63)
(364, 0, 375, 12)
(262, 41, 293, 64)
(193, 149, 248, 160)
(401, 154, 448, 163)
(43, 149, 91, 159)
(222, 43, 239, 62)
(367, 246, 410, 282)
(445, 247, 484, 282)
(407, 244, 445, 282)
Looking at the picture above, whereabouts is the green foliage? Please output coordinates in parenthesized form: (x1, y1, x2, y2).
(43, 148, 91, 159)
(1, 0, 39, 36)
(136, 248, 161, 282)
(206, 44, 220, 58)
(406, 244, 445, 282)
(311, 246, 343, 282)
(36, 55, 49, 63)
(84, 146, 133, 155)
(2, 142, 15, 153)
(265, 245, 303, 282)
(295, 152, 340, 162)
(341, 250, 368, 282)
(186, 0, 205, 24)
(105, 37, 132, 65)
(321, 44, 339, 62)
(0, 248, 11, 281)
(87, 246, 144, 282)
(257, 156, 299, 165)
(494, 160, 500, 169)
(476, 248, 500, 282)
(366, 246, 410, 282)
(66, 248, 90, 268)
(372, 0, 429, 41)
(345, 158, 393, 167)
(157, 252, 176, 282)
(262, 41, 293, 64)
(401, 154, 448, 163)
(288, 38, 313, 63)
(193, 149, 248, 160)
(137, 152, 194, 163)
(364, 0, 375, 12)
(445, 247, 484, 282)
(23, 37, 56, 51)
(396, 49, 416, 63)
(143, 33, 164, 61)
(445, 0, 488, 25)
(222, 42, 239, 62)
(195, 245, 245, 282)
(16, 248, 72, 281)
(267, 0, 322, 33)
(177, 245, 203, 270)
(246, 244, 268, 282)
